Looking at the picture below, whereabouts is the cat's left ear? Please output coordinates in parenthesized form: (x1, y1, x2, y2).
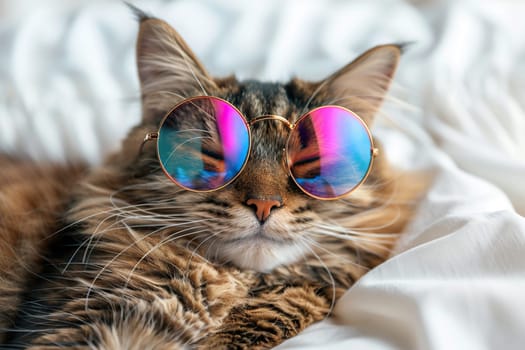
(314, 44, 402, 125)
(133, 7, 217, 122)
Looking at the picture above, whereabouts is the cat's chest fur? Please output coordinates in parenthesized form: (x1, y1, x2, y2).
(13, 215, 366, 349)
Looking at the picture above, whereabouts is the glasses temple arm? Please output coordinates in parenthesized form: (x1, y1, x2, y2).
(139, 132, 159, 154)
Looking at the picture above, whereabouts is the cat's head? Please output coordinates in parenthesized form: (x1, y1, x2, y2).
(81, 11, 414, 273)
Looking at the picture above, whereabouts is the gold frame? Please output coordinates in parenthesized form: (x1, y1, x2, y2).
(141, 96, 378, 200)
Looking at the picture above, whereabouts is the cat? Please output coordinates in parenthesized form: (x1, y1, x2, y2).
(0, 6, 426, 350)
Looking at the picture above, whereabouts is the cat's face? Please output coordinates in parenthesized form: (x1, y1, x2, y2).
(103, 14, 405, 272)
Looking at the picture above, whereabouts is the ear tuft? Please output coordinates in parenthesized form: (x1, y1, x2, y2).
(394, 42, 414, 54)
(125, 2, 153, 22)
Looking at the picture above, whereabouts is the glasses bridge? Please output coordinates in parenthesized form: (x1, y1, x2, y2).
(248, 115, 293, 129)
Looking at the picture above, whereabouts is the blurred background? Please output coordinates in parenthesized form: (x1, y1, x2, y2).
(0, 0, 524, 212)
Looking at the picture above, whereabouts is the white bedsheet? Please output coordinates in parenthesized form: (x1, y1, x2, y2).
(1, 0, 524, 349)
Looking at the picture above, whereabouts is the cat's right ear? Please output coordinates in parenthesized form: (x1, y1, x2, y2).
(299, 44, 402, 126)
(133, 7, 216, 122)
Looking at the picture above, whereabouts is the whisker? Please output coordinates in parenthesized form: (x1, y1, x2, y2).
(297, 239, 337, 319)
(83, 220, 209, 311)
(185, 228, 222, 270)
(61, 207, 212, 273)
(310, 223, 394, 239)
(123, 225, 212, 287)
(307, 227, 392, 252)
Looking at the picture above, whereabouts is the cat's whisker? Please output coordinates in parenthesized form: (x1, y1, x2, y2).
(296, 239, 337, 319)
(93, 206, 212, 229)
(187, 223, 244, 267)
(350, 209, 402, 233)
(78, 216, 216, 268)
(321, 177, 403, 231)
(47, 203, 141, 240)
(123, 225, 212, 287)
(313, 223, 396, 238)
(185, 229, 223, 272)
(165, 135, 214, 162)
(83, 220, 212, 311)
(169, 128, 214, 135)
(300, 235, 371, 271)
(307, 227, 393, 252)
(61, 210, 192, 272)
(60, 206, 172, 273)
(67, 194, 180, 222)
(318, 197, 403, 232)
(309, 231, 393, 251)
(203, 234, 223, 265)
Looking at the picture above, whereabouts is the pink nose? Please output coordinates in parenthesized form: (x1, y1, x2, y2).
(246, 198, 282, 223)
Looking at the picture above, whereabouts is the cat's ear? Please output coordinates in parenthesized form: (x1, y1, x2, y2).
(313, 44, 402, 125)
(134, 10, 216, 122)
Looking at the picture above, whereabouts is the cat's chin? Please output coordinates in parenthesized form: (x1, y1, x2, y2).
(209, 237, 308, 272)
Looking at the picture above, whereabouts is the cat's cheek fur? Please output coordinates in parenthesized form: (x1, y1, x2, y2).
(208, 239, 308, 272)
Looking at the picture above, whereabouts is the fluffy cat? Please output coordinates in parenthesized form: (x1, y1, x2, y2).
(0, 7, 425, 350)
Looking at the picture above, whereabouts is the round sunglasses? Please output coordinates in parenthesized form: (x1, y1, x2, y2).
(141, 96, 378, 200)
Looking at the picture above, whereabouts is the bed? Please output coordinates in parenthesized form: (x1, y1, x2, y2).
(1, 0, 524, 349)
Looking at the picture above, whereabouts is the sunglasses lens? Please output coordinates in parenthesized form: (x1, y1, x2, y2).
(287, 106, 373, 199)
(158, 97, 250, 191)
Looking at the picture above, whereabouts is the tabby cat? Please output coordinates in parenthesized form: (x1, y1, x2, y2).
(0, 7, 424, 350)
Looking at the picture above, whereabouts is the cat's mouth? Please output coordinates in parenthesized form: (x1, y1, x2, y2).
(223, 228, 291, 244)
(206, 226, 308, 272)
(222, 227, 294, 245)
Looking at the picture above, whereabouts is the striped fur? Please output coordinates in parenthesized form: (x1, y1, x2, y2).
(0, 10, 427, 350)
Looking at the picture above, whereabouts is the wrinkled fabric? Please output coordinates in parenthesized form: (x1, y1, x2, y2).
(1, 0, 524, 349)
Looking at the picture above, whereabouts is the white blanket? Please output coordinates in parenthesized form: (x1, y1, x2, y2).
(1, 0, 524, 349)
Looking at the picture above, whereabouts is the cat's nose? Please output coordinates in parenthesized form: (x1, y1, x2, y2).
(245, 197, 282, 223)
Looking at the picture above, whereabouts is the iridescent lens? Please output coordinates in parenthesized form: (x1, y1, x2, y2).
(158, 97, 250, 191)
(287, 106, 373, 198)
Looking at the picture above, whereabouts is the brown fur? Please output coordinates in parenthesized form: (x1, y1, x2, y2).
(0, 8, 427, 350)
(0, 157, 86, 344)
